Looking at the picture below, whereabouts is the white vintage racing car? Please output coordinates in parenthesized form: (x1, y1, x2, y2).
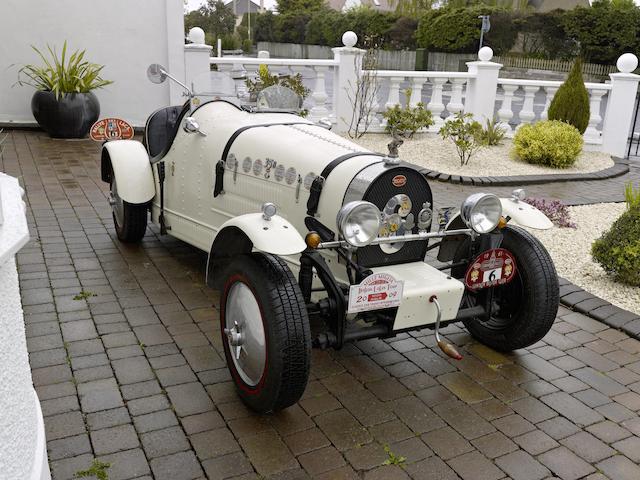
(100, 65, 558, 412)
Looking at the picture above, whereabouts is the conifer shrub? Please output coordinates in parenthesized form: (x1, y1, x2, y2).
(548, 58, 590, 134)
(592, 184, 640, 287)
(513, 120, 583, 168)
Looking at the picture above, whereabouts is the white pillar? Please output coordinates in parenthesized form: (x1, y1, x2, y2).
(332, 31, 364, 134)
(465, 47, 502, 124)
(184, 43, 213, 94)
(602, 53, 640, 157)
(166, 0, 187, 106)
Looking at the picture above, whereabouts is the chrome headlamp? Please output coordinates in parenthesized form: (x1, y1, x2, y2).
(460, 193, 502, 234)
(336, 201, 382, 247)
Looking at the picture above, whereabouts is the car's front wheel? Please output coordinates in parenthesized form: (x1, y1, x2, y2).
(109, 170, 148, 243)
(453, 225, 559, 351)
(219, 253, 311, 413)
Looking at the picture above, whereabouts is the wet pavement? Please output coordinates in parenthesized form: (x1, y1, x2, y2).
(3, 130, 640, 480)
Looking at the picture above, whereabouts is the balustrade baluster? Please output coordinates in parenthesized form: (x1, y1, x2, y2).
(518, 85, 539, 127)
(540, 86, 558, 121)
(409, 78, 425, 107)
(385, 77, 403, 110)
(584, 89, 608, 144)
(427, 77, 447, 130)
(309, 66, 329, 122)
(497, 84, 518, 137)
(447, 78, 466, 117)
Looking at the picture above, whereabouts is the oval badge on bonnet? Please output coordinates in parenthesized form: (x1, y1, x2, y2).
(392, 175, 407, 187)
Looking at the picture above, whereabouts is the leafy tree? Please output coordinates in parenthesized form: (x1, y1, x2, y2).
(517, 11, 578, 60)
(255, 11, 277, 42)
(386, 17, 419, 50)
(185, 0, 236, 41)
(563, 2, 640, 64)
(548, 58, 590, 134)
(276, 0, 325, 14)
(392, 0, 435, 20)
(417, 6, 512, 53)
(305, 9, 346, 46)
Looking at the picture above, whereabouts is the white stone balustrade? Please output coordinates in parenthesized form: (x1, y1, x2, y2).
(496, 78, 612, 142)
(188, 29, 639, 157)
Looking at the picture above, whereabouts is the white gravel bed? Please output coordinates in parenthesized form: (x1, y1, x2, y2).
(525, 203, 640, 316)
(348, 133, 614, 177)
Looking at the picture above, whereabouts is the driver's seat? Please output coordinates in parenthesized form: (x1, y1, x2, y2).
(143, 102, 190, 162)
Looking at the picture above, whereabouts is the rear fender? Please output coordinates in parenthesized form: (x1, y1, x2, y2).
(101, 140, 155, 204)
(206, 213, 306, 288)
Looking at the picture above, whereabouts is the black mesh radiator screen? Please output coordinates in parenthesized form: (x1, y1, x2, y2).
(356, 167, 433, 268)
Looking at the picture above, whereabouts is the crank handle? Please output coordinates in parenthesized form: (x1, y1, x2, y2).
(429, 295, 463, 361)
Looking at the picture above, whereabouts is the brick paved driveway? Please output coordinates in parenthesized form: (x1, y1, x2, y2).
(4, 131, 640, 480)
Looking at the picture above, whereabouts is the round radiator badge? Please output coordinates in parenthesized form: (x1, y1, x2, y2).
(285, 167, 297, 185)
(464, 248, 517, 290)
(392, 175, 407, 187)
(242, 157, 252, 173)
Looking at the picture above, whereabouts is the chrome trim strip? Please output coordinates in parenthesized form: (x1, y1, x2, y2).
(316, 228, 475, 249)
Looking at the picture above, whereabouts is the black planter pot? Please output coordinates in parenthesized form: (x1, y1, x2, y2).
(31, 91, 100, 139)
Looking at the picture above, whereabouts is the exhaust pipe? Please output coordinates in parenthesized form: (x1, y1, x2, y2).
(430, 295, 463, 360)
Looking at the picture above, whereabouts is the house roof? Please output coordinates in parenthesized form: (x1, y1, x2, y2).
(225, 0, 262, 15)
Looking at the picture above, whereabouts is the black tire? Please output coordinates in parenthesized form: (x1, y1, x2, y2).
(109, 168, 148, 243)
(453, 225, 559, 351)
(219, 253, 311, 413)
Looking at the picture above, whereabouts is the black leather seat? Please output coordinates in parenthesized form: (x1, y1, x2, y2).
(144, 102, 190, 162)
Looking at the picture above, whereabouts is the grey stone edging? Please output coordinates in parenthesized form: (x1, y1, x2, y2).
(421, 157, 629, 186)
(558, 276, 640, 340)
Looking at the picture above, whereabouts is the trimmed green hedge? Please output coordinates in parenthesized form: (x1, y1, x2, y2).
(513, 120, 583, 168)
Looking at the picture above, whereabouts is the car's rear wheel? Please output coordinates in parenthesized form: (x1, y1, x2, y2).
(219, 253, 311, 413)
(109, 169, 148, 243)
(453, 225, 559, 351)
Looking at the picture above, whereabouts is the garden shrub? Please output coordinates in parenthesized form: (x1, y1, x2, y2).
(513, 120, 583, 168)
(523, 198, 576, 228)
(478, 118, 506, 146)
(548, 58, 590, 134)
(592, 185, 640, 286)
(383, 89, 434, 138)
(439, 112, 484, 166)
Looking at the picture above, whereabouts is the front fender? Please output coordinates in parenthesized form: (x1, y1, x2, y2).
(101, 140, 155, 205)
(500, 198, 553, 230)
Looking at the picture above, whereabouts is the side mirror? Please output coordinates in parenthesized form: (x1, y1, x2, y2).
(147, 64, 168, 84)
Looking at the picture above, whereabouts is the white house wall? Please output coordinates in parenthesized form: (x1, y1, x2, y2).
(0, 0, 186, 127)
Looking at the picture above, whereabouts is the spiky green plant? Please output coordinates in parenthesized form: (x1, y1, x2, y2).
(548, 58, 590, 134)
(16, 41, 113, 99)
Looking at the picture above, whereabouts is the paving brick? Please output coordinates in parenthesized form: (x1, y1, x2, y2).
(300, 394, 342, 417)
(127, 393, 170, 416)
(47, 433, 92, 460)
(540, 392, 604, 427)
(41, 395, 80, 416)
(536, 417, 581, 440)
(471, 431, 518, 459)
(149, 450, 203, 480)
(134, 409, 179, 434)
(447, 450, 505, 480)
(50, 453, 94, 480)
(611, 436, 640, 463)
(32, 364, 73, 386)
(363, 465, 410, 480)
(270, 404, 315, 436)
(315, 409, 372, 452)
(422, 427, 474, 460)
(433, 401, 495, 439)
(595, 401, 635, 422)
(86, 407, 131, 431)
(596, 455, 640, 480)
(180, 410, 225, 435)
(284, 428, 330, 456)
(166, 382, 214, 417)
(300, 445, 347, 475)
(77, 377, 123, 413)
(586, 420, 632, 443)
(201, 452, 254, 480)
(156, 364, 198, 387)
(438, 372, 493, 404)
(571, 367, 628, 396)
(140, 425, 191, 459)
(91, 424, 140, 455)
(239, 431, 298, 476)
(405, 455, 459, 480)
(120, 379, 162, 401)
(538, 446, 596, 480)
(513, 430, 558, 456)
(60, 319, 98, 342)
(97, 448, 151, 480)
(561, 431, 615, 463)
(190, 427, 240, 459)
(492, 414, 535, 438)
(391, 396, 445, 434)
(368, 420, 414, 445)
(495, 450, 549, 480)
(112, 356, 155, 385)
